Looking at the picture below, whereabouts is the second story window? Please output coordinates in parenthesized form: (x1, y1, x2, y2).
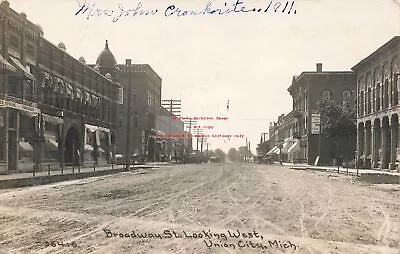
(321, 90, 331, 101)
(342, 90, 351, 103)
(9, 34, 19, 49)
(27, 44, 35, 57)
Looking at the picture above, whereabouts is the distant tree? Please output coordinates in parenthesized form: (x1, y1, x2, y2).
(214, 149, 226, 162)
(318, 98, 357, 162)
(256, 141, 271, 156)
(228, 148, 240, 162)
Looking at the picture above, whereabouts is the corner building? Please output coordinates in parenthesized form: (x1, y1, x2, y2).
(352, 36, 400, 170)
(288, 63, 356, 165)
(0, 1, 121, 172)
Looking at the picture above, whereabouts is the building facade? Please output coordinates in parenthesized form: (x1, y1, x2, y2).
(352, 36, 400, 170)
(267, 112, 297, 162)
(0, 1, 121, 173)
(155, 106, 185, 161)
(109, 58, 161, 162)
(287, 63, 356, 165)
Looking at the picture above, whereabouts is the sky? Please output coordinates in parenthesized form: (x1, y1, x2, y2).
(9, 0, 400, 153)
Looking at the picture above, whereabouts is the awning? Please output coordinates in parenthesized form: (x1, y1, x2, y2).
(54, 77, 64, 93)
(91, 94, 98, 106)
(288, 140, 300, 154)
(85, 124, 97, 132)
(20, 110, 38, 118)
(75, 88, 82, 100)
(281, 141, 292, 154)
(65, 83, 74, 98)
(84, 144, 94, 151)
(0, 54, 17, 72)
(84, 91, 91, 104)
(42, 113, 63, 125)
(44, 134, 58, 151)
(266, 146, 278, 155)
(9, 56, 34, 80)
(41, 72, 51, 87)
(19, 141, 33, 152)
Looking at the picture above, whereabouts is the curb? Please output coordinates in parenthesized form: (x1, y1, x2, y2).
(0, 165, 159, 189)
(289, 166, 400, 184)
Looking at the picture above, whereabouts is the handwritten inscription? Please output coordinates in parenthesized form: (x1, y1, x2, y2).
(103, 228, 299, 251)
(38, 240, 78, 248)
(75, 0, 297, 22)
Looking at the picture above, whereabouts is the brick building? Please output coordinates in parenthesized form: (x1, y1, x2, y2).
(287, 63, 356, 165)
(155, 106, 186, 161)
(352, 36, 400, 170)
(267, 112, 296, 162)
(0, 1, 121, 173)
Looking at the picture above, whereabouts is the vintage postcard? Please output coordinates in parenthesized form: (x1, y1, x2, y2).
(0, 0, 399, 253)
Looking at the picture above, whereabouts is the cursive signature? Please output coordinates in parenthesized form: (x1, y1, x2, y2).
(74, 0, 297, 22)
(165, 0, 297, 17)
(75, 1, 158, 22)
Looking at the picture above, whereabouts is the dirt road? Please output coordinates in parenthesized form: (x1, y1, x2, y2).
(0, 163, 399, 253)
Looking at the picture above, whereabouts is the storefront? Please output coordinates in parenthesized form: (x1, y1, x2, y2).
(0, 98, 40, 173)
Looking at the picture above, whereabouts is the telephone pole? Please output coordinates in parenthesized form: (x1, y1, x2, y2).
(125, 59, 132, 171)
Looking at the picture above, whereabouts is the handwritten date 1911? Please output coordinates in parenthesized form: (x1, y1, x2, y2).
(42, 240, 78, 248)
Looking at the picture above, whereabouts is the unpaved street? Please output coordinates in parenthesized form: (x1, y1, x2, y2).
(0, 163, 399, 254)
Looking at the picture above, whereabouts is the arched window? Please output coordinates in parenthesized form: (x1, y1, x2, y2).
(383, 79, 389, 108)
(342, 90, 351, 103)
(392, 74, 398, 106)
(376, 84, 381, 111)
(321, 90, 331, 101)
(359, 91, 364, 116)
(367, 88, 371, 114)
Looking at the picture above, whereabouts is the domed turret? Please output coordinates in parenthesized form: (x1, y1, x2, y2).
(1, 1, 10, 7)
(58, 42, 66, 51)
(96, 40, 117, 69)
(79, 56, 86, 64)
(35, 24, 44, 34)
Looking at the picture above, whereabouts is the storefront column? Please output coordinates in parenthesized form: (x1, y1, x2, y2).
(365, 123, 372, 168)
(381, 119, 390, 170)
(0, 109, 8, 173)
(390, 115, 398, 170)
(371, 125, 379, 168)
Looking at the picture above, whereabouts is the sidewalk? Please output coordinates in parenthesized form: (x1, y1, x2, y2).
(285, 163, 400, 184)
(0, 163, 162, 189)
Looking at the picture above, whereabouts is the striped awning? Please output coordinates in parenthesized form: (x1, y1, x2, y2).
(75, 87, 82, 100)
(0, 54, 17, 72)
(9, 56, 34, 80)
(65, 83, 74, 97)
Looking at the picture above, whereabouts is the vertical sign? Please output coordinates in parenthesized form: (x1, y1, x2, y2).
(311, 113, 320, 134)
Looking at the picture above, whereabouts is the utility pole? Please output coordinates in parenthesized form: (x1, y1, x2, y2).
(248, 141, 251, 162)
(245, 137, 248, 163)
(125, 59, 132, 171)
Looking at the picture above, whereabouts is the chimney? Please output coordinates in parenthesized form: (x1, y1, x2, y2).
(316, 63, 322, 72)
(126, 59, 131, 66)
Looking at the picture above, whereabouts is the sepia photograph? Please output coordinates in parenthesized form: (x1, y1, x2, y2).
(0, 0, 399, 253)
